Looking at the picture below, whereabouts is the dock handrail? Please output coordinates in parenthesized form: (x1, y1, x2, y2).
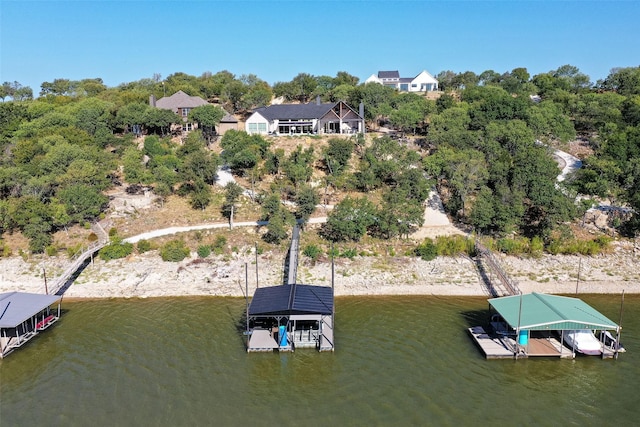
(48, 222, 109, 296)
(475, 240, 521, 296)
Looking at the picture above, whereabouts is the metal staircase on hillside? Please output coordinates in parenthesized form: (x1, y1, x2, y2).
(474, 240, 521, 297)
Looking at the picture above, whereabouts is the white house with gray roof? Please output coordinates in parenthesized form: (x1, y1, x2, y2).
(365, 70, 439, 92)
(245, 100, 364, 136)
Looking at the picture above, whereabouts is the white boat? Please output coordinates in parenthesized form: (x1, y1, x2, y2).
(562, 330, 602, 355)
(601, 330, 626, 353)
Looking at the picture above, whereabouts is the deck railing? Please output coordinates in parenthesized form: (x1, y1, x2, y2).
(475, 240, 521, 297)
(48, 222, 109, 295)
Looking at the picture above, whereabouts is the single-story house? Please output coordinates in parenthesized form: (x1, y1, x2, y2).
(245, 100, 365, 136)
(365, 70, 439, 92)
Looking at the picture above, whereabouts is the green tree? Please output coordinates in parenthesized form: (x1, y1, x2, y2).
(189, 178, 213, 210)
(188, 104, 225, 142)
(323, 137, 354, 176)
(322, 196, 377, 242)
(222, 181, 244, 219)
(294, 184, 319, 225)
(57, 183, 108, 223)
(220, 130, 270, 174)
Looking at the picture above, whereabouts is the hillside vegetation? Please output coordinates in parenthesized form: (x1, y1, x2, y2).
(1, 66, 640, 259)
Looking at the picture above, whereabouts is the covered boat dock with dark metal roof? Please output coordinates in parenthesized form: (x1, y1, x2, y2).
(246, 283, 334, 352)
(0, 291, 62, 358)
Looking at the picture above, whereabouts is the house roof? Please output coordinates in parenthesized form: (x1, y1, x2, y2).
(254, 102, 336, 121)
(155, 90, 208, 111)
(0, 292, 61, 328)
(378, 71, 400, 79)
(488, 292, 619, 331)
(220, 113, 238, 123)
(249, 284, 333, 316)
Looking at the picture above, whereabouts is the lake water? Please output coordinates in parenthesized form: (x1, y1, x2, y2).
(1, 295, 638, 426)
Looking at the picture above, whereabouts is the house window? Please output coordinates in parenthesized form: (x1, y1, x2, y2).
(182, 123, 193, 132)
(258, 123, 266, 132)
(182, 108, 190, 117)
(411, 84, 417, 88)
(248, 123, 258, 133)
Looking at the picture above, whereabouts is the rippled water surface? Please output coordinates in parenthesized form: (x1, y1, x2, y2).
(1, 295, 638, 426)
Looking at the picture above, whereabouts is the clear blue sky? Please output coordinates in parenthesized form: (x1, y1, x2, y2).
(2, 0, 639, 94)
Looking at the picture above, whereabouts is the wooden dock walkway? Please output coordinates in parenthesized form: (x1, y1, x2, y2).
(474, 240, 521, 297)
(468, 327, 574, 359)
(49, 222, 109, 296)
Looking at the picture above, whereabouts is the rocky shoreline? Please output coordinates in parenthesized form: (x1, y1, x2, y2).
(1, 240, 638, 299)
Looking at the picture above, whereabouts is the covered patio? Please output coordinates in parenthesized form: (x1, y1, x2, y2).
(0, 291, 62, 358)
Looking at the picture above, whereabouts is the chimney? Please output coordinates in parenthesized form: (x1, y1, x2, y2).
(359, 102, 364, 118)
(316, 95, 321, 105)
(149, 94, 156, 107)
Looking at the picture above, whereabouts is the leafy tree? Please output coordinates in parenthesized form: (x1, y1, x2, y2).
(599, 66, 640, 96)
(294, 184, 319, 225)
(143, 107, 179, 136)
(292, 73, 318, 103)
(348, 83, 395, 125)
(390, 103, 423, 135)
(189, 178, 213, 210)
(115, 102, 150, 134)
(57, 183, 108, 223)
(188, 104, 225, 142)
(262, 209, 290, 244)
(222, 181, 244, 219)
(372, 187, 424, 239)
(323, 137, 354, 176)
(122, 146, 152, 184)
(283, 145, 314, 189)
(322, 196, 377, 242)
(178, 132, 219, 184)
(220, 130, 270, 174)
(69, 97, 114, 135)
(469, 186, 495, 233)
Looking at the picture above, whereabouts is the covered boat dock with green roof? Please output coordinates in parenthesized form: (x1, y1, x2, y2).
(469, 292, 623, 359)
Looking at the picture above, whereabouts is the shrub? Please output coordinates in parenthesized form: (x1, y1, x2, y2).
(212, 235, 227, 254)
(340, 248, 357, 259)
(0, 242, 12, 257)
(66, 243, 83, 258)
(528, 236, 544, 257)
(160, 239, 190, 262)
(497, 237, 529, 255)
(415, 238, 437, 261)
(99, 241, 134, 261)
(303, 244, 322, 261)
(435, 235, 475, 256)
(137, 239, 152, 253)
(45, 245, 58, 257)
(87, 233, 98, 243)
(108, 227, 118, 237)
(197, 245, 211, 258)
